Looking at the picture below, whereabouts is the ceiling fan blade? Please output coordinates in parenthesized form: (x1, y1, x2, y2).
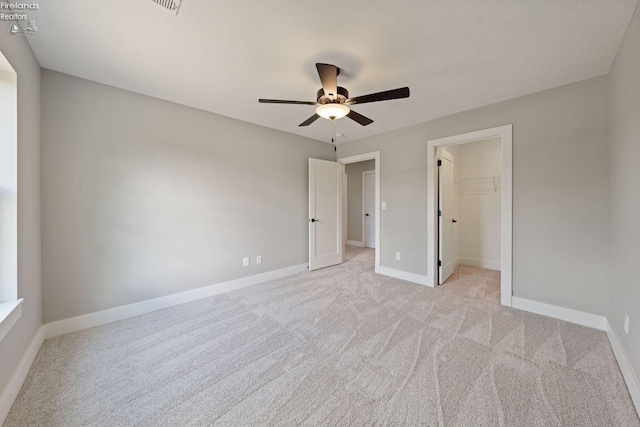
(347, 110, 374, 126)
(347, 87, 410, 105)
(259, 99, 317, 105)
(299, 114, 320, 126)
(316, 63, 338, 100)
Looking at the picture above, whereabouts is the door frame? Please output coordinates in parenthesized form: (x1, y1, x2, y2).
(342, 173, 348, 248)
(337, 151, 380, 273)
(362, 170, 375, 248)
(427, 125, 513, 307)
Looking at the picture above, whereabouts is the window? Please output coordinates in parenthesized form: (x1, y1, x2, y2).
(0, 49, 21, 342)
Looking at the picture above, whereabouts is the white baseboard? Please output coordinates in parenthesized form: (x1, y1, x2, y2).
(605, 319, 640, 414)
(510, 299, 640, 411)
(511, 297, 607, 330)
(458, 257, 501, 271)
(0, 325, 45, 426)
(346, 240, 365, 248)
(378, 266, 429, 286)
(45, 263, 308, 339)
(426, 272, 437, 288)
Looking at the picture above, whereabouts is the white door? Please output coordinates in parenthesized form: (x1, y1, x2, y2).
(438, 149, 455, 284)
(363, 171, 376, 248)
(309, 158, 343, 271)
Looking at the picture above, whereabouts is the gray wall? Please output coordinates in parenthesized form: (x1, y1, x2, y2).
(41, 70, 334, 323)
(345, 160, 375, 243)
(608, 5, 640, 382)
(337, 76, 610, 315)
(0, 36, 42, 400)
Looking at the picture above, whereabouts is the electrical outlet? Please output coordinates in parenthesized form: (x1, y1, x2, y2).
(395, 252, 401, 260)
(382, 202, 387, 210)
(256, 255, 262, 264)
(624, 313, 629, 334)
(242, 257, 249, 267)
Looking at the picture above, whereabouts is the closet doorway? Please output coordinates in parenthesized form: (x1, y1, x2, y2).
(438, 139, 502, 284)
(427, 125, 513, 307)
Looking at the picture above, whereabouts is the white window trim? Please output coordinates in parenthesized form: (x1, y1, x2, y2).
(0, 299, 23, 342)
(0, 52, 19, 343)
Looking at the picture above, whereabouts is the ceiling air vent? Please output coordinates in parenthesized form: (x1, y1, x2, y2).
(150, 0, 182, 14)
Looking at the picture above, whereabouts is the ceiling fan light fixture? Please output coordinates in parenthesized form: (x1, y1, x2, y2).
(316, 103, 350, 120)
(259, 63, 409, 128)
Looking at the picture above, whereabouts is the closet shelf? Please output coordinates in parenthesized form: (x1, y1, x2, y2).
(457, 176, 501, 195)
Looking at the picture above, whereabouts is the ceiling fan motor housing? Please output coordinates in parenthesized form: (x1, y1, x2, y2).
(317, 86, 349, 104)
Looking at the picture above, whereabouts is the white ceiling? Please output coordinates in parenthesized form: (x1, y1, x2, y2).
(27, 0, 637, 143)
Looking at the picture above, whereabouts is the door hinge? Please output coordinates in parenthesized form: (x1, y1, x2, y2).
(438, 260, 442, 267)
(438, 210, 442, 217)
(437, 160, 442, 166)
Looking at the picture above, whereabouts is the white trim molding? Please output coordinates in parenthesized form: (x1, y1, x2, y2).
(427, 125, 513, 307)
(605, 320, 640, 414)
(458, 257, 501, 271)
(0, 325, 44, 426)
(362, 170, 375, 249)
(45, 263, 308, 339)
(342, 173, 348, 250)
(0, 299, 23, 343)
(346, 240, 365, 248)
(337, 151, 381, 274)
(511, 298, 638, 413)
(511, 297, 607, 330)
(378, 266, 429, 286)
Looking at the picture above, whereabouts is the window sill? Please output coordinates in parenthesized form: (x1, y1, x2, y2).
(0, 299, 23, 343)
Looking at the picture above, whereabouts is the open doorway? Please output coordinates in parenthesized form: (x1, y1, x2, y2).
(341, 161, 376, 267)
(437, 139, 503, 303)
(343, 160, 375, 249)
(439, 138, 502, 282)
(427, 125, 512, 307)
(337, 152, 380, 273)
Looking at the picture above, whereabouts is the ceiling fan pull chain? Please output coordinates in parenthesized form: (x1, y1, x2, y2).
(332, 119, 337, 144)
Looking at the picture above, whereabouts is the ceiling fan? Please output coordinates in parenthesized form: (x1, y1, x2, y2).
(259, 63, 410, 127)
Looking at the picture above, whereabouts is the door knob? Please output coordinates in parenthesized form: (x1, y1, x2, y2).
(452, 219, 457, 223)
(365, 213, 369, 216)
(309, 218, 317, 222)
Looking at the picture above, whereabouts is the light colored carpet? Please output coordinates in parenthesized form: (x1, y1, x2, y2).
(5, 247, 639, 426)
